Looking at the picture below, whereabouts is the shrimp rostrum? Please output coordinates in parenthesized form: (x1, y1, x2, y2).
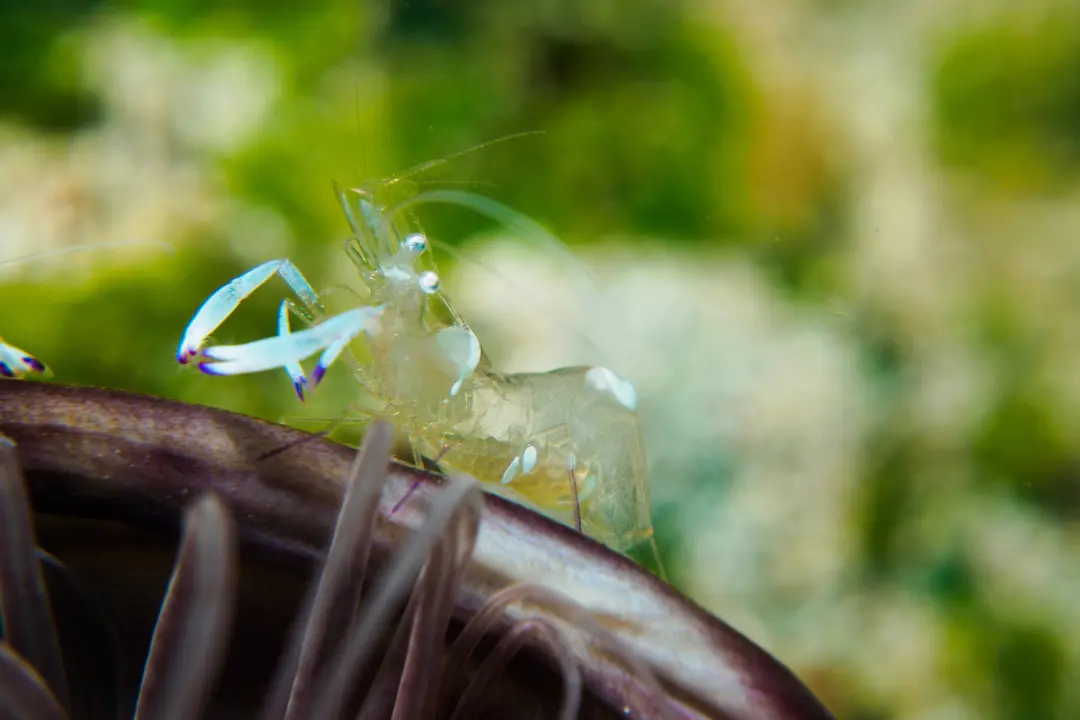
(177, 182, 661, 570)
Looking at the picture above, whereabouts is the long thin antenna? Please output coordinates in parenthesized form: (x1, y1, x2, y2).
(350, 82, 369, 187)
(0, 239, 174, 269)
(384, 188, 610, 364)
(336, 131, 545, 271)
(373, 130, 545, 192)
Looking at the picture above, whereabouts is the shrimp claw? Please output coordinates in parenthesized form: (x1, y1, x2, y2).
(177, 259, 321, 366)
(196, 306, 383, 379)
(179, 258, 383, 400)
(0, 337, 49, 379)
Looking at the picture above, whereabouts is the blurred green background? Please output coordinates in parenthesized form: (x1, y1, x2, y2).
(3, 0, 1079, 717)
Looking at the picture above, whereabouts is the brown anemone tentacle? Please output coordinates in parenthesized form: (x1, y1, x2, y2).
(132, 494, 237, 720)
(0, 642, 69, 720)
(271, 420, 394, 720)
(0, 438, 70, 712)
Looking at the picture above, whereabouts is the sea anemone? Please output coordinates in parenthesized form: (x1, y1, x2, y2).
(0, 382, 834, 719)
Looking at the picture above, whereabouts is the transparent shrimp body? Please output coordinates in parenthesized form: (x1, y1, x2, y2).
(339, 182, 482, 423)
(341, 185, 658, 560)
(179, 179, 661, 569)
(429, 365, 655, 555)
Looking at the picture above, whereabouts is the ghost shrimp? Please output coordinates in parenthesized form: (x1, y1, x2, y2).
(177, 181, 662, 571)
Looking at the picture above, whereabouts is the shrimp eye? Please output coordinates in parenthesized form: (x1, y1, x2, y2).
(418, 270, 440, 294)
(404, 233, 428, 254)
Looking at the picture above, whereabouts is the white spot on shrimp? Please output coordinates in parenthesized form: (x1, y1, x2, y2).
(584, 366, 638, 410)
(500, 455, 521, 485)
(435, 326, 482, 396)
(418, 270, 440, 294)
(521, 443, 538, 474)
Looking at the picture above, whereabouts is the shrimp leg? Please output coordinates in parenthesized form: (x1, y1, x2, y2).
(568, 458, 582, 533)
(279, 297, 382, 401)
(278, 298, 312, 399)
(0, 336, 49, 379)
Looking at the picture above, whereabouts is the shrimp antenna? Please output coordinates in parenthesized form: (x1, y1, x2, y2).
(337, 132, 545, 271)
(381, 189, 612, 363)
(374, 130, 545, 191)
(0, 239, 175, 269)
(412, 179, 500, 192)
(382, 188, 595, 292)
(348, 82, 373, 188)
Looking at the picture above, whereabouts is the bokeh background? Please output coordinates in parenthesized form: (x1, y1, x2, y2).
(3, 0, 1079, 717)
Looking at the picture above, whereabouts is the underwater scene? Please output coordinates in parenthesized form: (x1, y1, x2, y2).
(2, 0, 1079, 717)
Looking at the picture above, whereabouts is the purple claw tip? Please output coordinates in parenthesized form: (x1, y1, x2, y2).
(0, 363, 14, 378)
(293, 381, 306, 402)
(311, 365, 326, 387)
(197, 362, 222, 376)
(23, 357, 46, 372)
